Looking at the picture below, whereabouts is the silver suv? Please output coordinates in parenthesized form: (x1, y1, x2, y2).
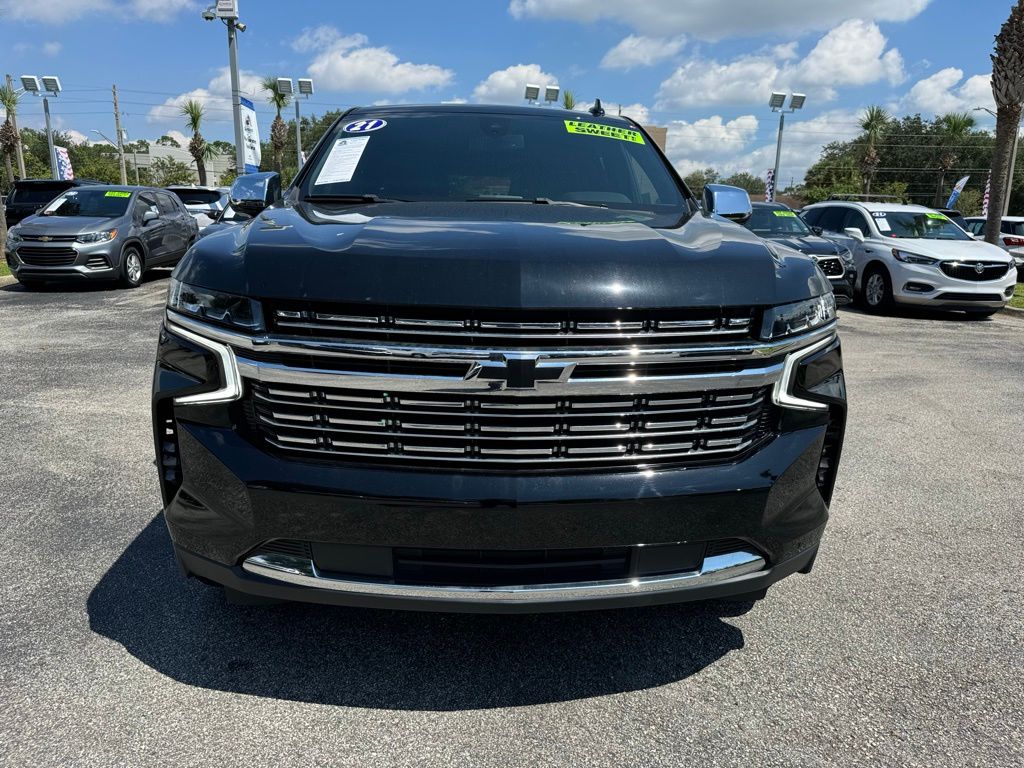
(4, 185, 199, 289)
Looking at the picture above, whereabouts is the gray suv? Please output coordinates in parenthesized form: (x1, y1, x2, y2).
(4, 185, 198, 289)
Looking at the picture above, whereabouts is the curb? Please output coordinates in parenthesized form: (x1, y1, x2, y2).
(1000, 304, 1024, 321)
(0, 275, 16, 287)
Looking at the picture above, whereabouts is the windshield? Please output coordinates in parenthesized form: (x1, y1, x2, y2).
(10, 184, 70, 206)
(878, 211, 971, 241)
(170, 189, 222, 206)
(744, 207, 811, 236)
(298, 112, 686, 223)
(41, 189, 132, 218)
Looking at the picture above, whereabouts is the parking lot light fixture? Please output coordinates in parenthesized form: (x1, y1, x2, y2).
(524, 84, 540, 104)
(768, 92, 807, 202)
(21, 74, 61, 179)
(544, 85, 560, 105)
(278, 77, 313, 169)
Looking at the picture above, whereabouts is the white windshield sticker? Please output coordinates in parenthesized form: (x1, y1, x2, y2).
(876, 217, 891, 232)
(871, 211, 887, 218)
(314, 136, 370, 185)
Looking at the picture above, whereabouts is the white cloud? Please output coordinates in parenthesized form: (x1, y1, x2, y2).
(2, 0, 193, 23)
(296, 25, 453, 94)
(666, 115, 759, 157)
(616, 103, 651, 124)
(473, 64, 559, 104)
(64, 129, 88, 145)
(509, 0, 931, 41)
(656, 21, 904, 108)
(600, 35, 685, 70)
(146, 67, 263, 126)
(42, 41, 62, 56)
(901, 68, 994, 115)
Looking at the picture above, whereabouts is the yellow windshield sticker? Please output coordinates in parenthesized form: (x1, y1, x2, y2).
(565, 120, 645, 144)
(925, 212, 947, 220)
(773, 210, 797, 217)
(105, 191, 131, 198)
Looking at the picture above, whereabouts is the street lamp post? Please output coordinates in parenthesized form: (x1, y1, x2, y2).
(275, 77, 314, 170)
(203, 2, 247, 176)
(769, 92, 806, 202)
(21, 75, 62, 179)
(975, 106, 1018, 216)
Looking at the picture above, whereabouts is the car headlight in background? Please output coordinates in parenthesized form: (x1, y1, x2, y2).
(892, 248, 938, 265)
(167, 278, 264, 331)
(76, 229, 118, 244)
(838, 248, 855, 267)
(5, 228, 22, 249)
(761, 293, 837, 340)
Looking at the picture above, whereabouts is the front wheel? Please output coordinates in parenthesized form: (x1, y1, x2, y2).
(860, 266, 892, 313)
(119, 247, 144, 289)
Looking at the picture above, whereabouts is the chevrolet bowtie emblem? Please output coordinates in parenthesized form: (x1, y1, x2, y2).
(465, 354, 576, 390)
(38, 235, 52, 242)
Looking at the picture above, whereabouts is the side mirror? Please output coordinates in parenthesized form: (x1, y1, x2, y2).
(843, 227, 866, 243)
(811, 226, 824, 236)
(230, 171, 282, 217)
(142, 209, 159, 224)
(702, 184, 752, 223)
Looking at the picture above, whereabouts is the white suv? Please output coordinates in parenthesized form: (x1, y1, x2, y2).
(801, 201, 1016, 316)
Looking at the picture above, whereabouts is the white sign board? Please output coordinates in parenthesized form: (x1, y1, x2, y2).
(239, 96, 261, 174)
(216, 0, 238, 19)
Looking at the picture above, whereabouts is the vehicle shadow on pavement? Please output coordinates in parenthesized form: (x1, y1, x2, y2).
(88, 515, 750, 710)
(0, 268, 173, 293)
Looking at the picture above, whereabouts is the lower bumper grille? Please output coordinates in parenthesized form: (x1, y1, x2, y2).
(247, 381, 774, 469)
(17, 247, 78, 266)
(933, 292, 1003, 302)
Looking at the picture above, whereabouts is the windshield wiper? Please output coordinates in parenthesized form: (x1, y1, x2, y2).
(303, 194, 406, 204)
(464, 196, 608, 208)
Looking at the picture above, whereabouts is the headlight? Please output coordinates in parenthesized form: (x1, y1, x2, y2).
(167, 278, 264, 331)
(761, 294, 836, 340)
(5, 228, 22, 248)
(77, 228, 118, 244)
(892, 248, 938, 265)
(838, 248, 855, 266)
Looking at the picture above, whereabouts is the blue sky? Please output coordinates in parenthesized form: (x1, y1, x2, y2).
(0, 0, 1010, 182)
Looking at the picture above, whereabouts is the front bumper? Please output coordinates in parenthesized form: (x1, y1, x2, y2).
(887, 260, 1016, 310)
(5, 239, 121, 281)
(153, 317, 846, 613)
(829, 270, 856, 305)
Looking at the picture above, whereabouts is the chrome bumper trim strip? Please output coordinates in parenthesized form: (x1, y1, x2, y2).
(241, 550, 766, 603)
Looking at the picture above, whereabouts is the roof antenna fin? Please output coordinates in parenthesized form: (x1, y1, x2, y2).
(589, 98, 605, 117)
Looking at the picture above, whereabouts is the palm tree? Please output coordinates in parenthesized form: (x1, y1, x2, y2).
(985, 1, 1024, 242)
(858, 105, 890, 198)
(562, 90, 576, 111)
(261, 76, 290, 173)
(0, 83, 20, 187)
(933, 112, 976, 207)
(180, 99, 211, 185)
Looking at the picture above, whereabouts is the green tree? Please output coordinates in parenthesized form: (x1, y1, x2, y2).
(985, 1, 1024, 242)
(147, 156, 195, 186)
(682, 167, 719, 197)
(859, 105, 890, 197)
(721, 172, 766, 196)
(180, 100, 216, 185)
(261, 77, 291, 174)
(0, 82, 21, 188)
(562, 90, 576, 111)
(933, 112, 976, 206)
(156, 134, 181, 148)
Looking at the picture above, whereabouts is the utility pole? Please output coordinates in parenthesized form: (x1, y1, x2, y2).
(5, 75, 26, 178)
(771, 112, 786, 200)
(112, 85, 127, 185)
(295, 97, 303, 169)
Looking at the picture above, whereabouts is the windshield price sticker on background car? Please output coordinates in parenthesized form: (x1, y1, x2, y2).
(105, 191, 132, 197)
(871, 211, 887, 217)
(343, 119, 387, 133)
(315, 136, 371, 185)
(925, 212, 948, 220)
(877, 217, 892, 231)
(564, 120, 645, 144)
(773, 210, 797, 218)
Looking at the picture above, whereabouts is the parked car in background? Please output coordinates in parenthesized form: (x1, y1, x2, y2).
(742, 202, 857, 304)
(4, 185, 198, 289)
(3, 178, 108, 226)
(165, 185, 228, 229)
(964, 216, 1024, 280)
(936, 209, 968, 230)
(801, 201, 1016, 315)
(194, 203, 252, 239)
(152, 104, 846, 612)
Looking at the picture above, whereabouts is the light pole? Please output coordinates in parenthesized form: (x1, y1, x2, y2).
(21, 75, 62, 179)
(769, 92, 806, 201)
(976, 106, 1018, 216)
(203, 3, 247, 176)
(275, 77, 314, 170)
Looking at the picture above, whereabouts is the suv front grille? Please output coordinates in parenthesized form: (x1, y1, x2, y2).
(815, 256, 844, 277)
(266, 303, 756, 348)
(247, 381, 773, 469)
(17, 247, 78, 266)
(940, 261, 1011, 282)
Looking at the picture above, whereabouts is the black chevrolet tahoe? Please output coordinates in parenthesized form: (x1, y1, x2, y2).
(152, 105, 846, 613)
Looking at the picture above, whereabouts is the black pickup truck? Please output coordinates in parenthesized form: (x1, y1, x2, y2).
(152, 104, 846, 612)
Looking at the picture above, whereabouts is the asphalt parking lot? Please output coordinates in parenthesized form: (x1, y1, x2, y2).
(1, 274, 1022, 767)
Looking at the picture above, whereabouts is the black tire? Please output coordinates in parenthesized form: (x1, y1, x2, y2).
(859, 265, 893, 313)
(119, 246, 144, 289)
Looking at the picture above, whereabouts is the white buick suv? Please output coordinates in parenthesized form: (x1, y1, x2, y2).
(801, 201, 1016, 316)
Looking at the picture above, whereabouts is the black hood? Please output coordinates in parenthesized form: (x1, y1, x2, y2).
(761, 233, 845, 258)
(175, 201, 830, 310)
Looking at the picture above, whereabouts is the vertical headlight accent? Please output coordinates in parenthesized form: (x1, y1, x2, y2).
(167, 323, 243, 405)
(772, 335, 834, 411)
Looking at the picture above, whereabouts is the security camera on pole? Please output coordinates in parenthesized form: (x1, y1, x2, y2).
(203, 1, 248, 176)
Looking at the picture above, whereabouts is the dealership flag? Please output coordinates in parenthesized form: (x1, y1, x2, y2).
(765, 169, 775, 202)
(54, 146, 74, 180)
(239, 96, 261, 174)
(945, 175, 970, 209)
(982, 172, 991, 217)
